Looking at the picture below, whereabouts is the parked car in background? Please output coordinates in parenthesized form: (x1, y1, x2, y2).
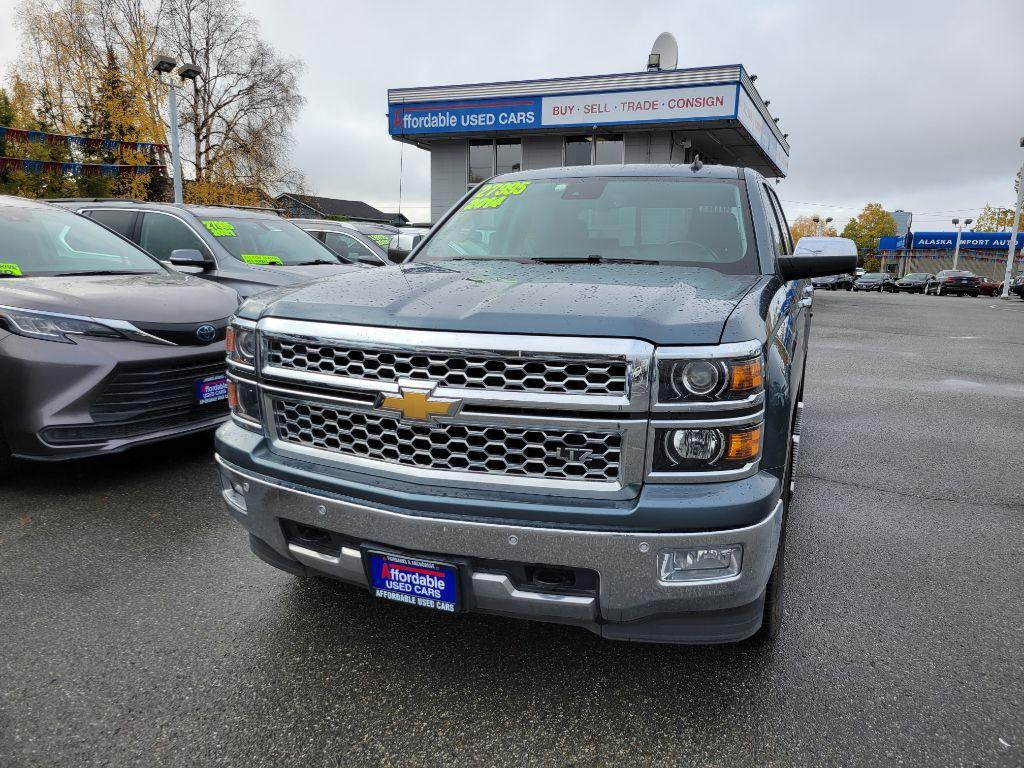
(343, 221, 400, 249)
(854, 267, 866, 278)
(924, 270, 980, 297)
(386, 227, 433, 264)
(998, 274, 1024, 300)
(811, 273, 853, 291)
(292, 219, 389, 265)
(0, 196, 239, 476)
(893, 272, 932, 293)
(852, 272, 896, 292)
(53, 200, 366, 298)
(975, 274, 1000, 297)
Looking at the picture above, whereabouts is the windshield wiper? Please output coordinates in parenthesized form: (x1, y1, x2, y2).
(51, 269, 156, 276)
(0, 273, 23, 278)
(291, 259, 339, 266)
(526, 255, 662, 265)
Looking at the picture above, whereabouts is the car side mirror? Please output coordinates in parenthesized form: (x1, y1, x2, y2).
(780, 237, 858, 280)
(387, 234, 423, 264)
(169, 248, 212, 270)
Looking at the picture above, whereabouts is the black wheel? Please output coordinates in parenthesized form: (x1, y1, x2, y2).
(749, 394, 800, 646)
(844, 284, 851, 291)
(0, 429, 15, 480)
(937, 284, 944, 296)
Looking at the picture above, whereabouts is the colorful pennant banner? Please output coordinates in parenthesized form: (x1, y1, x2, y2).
(0, 126, 168, 155)
(0, 156, 166, 177)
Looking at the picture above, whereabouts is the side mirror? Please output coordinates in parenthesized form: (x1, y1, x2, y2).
(386, 233, 423, 264)
(780, 237, 858, 280)
(169, 248, 212, 270)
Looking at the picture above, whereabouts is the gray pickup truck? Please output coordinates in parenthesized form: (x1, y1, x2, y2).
(215, 164, 855, 644)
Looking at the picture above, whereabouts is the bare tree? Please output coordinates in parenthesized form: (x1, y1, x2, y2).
(160, 0, 306, 194)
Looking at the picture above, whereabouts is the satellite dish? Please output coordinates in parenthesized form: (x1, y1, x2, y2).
(648, 32, 678, 71)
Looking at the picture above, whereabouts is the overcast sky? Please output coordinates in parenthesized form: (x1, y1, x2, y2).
(1, 0, 1022, 229)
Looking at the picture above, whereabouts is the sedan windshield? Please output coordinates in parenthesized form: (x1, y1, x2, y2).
(202, 217, 342, 266)
(902, 273, 929, 279)
(0, 204, 163, 277)
(417, 177, 759, 275)
(861, 273, 886, 279)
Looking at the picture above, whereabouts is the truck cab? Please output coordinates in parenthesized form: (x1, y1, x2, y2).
(215, 164, 855, 643)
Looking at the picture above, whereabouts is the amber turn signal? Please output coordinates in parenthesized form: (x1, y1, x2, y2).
(225, 325, 235, 355)
(226, 380, 238, 410)
(728, 358, 763, 392)
(725, 426, 761, 462)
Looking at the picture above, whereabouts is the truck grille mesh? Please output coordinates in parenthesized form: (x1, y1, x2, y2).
(265, 339, 628, 396)
(271, 398, 622, 481)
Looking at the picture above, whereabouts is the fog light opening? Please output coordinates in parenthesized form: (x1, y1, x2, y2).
(658, 545, 742, 583)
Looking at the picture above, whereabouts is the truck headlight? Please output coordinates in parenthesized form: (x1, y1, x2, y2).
(227, 377, 262, 427)
(226, 320, 256, 365)
(652, 424, 762, 472)
(658, 351, 763, 404)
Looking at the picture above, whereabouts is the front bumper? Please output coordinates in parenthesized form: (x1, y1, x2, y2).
(216, 453, 784, 644)
(0, 333, 228, 460)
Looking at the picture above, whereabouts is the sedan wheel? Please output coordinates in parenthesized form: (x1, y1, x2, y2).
(937, 284, 944, 296)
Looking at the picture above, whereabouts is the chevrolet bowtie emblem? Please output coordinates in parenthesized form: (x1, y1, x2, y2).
(379, 383, 460, 423)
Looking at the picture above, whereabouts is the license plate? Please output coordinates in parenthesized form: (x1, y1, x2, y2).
(196, 375, 228, 405)
(366, 551, 460, 613)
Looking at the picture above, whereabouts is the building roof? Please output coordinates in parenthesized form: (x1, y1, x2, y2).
(275, 193, 395, 222)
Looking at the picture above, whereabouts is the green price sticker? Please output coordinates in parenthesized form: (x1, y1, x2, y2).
(241, 253, 283, 266)
(367, 234, 391, 247)
(0, 262, 23, 276)
(203, 220, 236, 237)
(462, 181, 532, 211)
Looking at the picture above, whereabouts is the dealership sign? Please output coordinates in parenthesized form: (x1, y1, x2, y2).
(389, 84, 738, 136)
(879, 232, 1024, 251)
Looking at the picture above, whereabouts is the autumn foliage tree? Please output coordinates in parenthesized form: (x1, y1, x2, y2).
(4, 0, 305, 204)
(841, 203, 897, 253)
(789, 214, 838, 244)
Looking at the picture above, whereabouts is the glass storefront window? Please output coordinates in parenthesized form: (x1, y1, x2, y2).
(495, 140, 522, 175)
(468, 141, 493, 189)
(595, 134, 624, 165)
(564, 136, 593, 166)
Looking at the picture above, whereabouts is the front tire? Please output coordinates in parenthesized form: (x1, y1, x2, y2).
(937, 284, 944, 296)
(0, 430, 15, 480)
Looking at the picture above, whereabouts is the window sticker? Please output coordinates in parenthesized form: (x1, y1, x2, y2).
(462, 181, 531, 211)
(0, 262, 23, 276)
(367, 234, 391, 247)
(203, 220, 236, 237)
(241, 253, 283, 266)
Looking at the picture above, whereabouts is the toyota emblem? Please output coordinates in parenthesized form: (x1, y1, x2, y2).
(196, 324, 217, 344)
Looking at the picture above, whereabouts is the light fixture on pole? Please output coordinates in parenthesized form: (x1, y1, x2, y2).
(812, 214, 821, 236)
(951, 217, 973, 270)
(825, 216, 833, 235)
(999, 137, 1024, 299)
(152, 55, 203, 206)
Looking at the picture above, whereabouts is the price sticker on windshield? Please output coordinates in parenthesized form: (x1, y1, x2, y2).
(0, 262, 23, 276)
(203, 220, 236, 237)
(241, 253, 283, 265)
(462, 181, 531, 211)
(367, 234, 391, 247)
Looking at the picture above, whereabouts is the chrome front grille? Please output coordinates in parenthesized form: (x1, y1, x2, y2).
(256, 319, 654, 499)
(266, 339, 629, 396)
(272, 398, 622, 481)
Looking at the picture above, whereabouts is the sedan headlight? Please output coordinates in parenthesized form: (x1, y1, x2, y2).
(0, 305, 127, 344)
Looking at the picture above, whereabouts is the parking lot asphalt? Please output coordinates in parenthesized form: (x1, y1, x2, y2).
(1, 290, 1022, 768)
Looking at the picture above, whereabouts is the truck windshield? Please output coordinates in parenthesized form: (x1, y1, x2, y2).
(417, 177, 759, 275)
(203, 217, 342, 266)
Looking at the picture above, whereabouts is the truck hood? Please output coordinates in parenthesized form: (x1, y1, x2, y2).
(242, 262, 367, 285)
(243, 260, 762, 344)
(0, 272, 239, 323)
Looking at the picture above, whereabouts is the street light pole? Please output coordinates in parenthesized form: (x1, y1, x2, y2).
(1000, 139, 1024, 299)
(166, 81, 183, 205)
(951, 218, 963, 270)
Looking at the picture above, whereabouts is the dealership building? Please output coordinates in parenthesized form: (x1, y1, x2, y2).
(388, 64, 790, 221)
(878, 232, 1024, 280)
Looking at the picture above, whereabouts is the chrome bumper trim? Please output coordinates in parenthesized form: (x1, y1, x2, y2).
(217, 456, 783, 624)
